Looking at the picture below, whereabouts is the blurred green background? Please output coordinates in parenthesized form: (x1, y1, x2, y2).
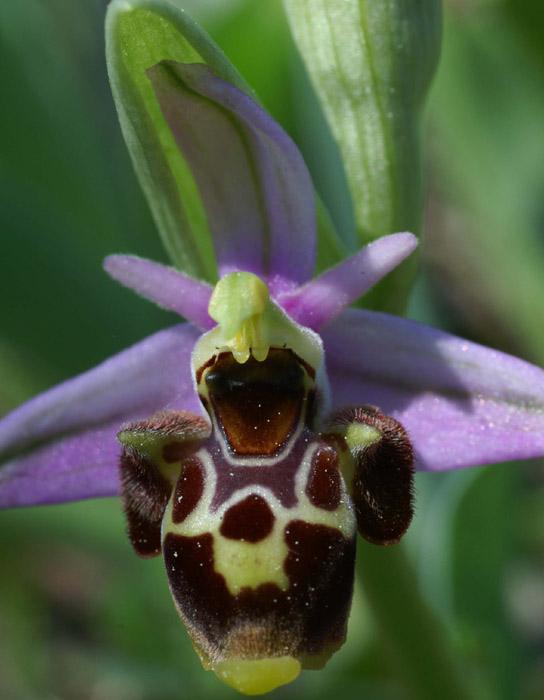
(1, 0, 543, 698)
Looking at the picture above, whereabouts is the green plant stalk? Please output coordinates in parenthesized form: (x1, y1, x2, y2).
(357, 540, 479, 700)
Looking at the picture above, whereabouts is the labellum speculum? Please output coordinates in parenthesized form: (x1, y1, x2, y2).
(117, 272, 415, 695)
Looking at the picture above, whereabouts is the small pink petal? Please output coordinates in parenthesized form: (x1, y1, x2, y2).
(104, 255, 214, 329)
(279, 233, 418, 328)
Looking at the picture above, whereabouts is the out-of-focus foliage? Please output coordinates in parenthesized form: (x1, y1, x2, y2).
(1, 1, 543, 699)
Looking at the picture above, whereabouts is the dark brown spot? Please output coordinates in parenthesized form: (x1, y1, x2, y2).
(283, 520, 355, 661)
(162, 518, 355, 667)
(325, 405, 415, 545)
(172, 456, 205, 524)
(220, 494, 275, 542)
(163, 440, 199, 464)
(119, 447, 171, 558)
(205, 349, 306, 455)
(305, 445, 341, 511)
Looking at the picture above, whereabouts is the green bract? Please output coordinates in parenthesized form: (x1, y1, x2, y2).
(106, 0, 251, 280)
(106, 0, 344, 284)
(283, 0, 442, 311)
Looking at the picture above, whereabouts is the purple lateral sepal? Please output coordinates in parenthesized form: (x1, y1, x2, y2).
(279, 233, 418, 329)
(147, 62, 316, 295)
(1, 421, 125, 507)
(104, 255, 215, 329)
(0, 325, 201, 508)
(322, 309, 544, 471)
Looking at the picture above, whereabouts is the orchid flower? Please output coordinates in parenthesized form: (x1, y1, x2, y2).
(2, 0, 544, 696)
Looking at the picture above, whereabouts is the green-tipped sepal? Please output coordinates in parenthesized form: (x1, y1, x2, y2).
(106, 0, 253, 279)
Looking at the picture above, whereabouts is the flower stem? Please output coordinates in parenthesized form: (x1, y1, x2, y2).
(357, 540, 478, 700)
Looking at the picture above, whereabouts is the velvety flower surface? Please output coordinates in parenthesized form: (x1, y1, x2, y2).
(2, 61, 544, 694)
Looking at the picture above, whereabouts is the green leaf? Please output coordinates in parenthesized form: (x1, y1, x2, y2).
(452, 464, 524, 699)
(282, 0, 442, 312)
(106, 0, 257, 281)
(356, 541, 479, 700)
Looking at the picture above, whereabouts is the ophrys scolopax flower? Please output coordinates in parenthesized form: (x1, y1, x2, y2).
(2, 3, 544, 696)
